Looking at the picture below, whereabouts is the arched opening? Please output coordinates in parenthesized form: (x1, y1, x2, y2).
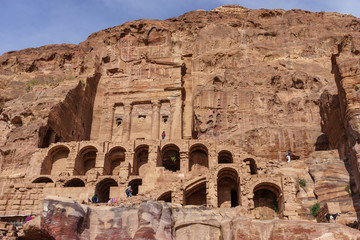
(64, 178, 85, 187)
(105, 147, 126, 175)
(253, 183, 283, 216)
(95, 178, 118, 203)
(161, 144, 180, 172)
(244, 158, 258, 175)
(184, 181, 206, 206)
(133, 145, 149, 176)
(158, 191, 171, 203)
(217, 168, 239, 207)
(129, 179, 142, 196)
(32, 177, 54, 183)
(189, 144, 208, 171)
(41, 146, 70, 175)
(218, 150, 233, 164)
(74, 146, 98, 175)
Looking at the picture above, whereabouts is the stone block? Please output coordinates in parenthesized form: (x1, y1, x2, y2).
(283, 210, 297, 216)
(11, 200, 21, 205)
(0, 200, 7, 205)
(22, 200, 34, 205)
(0, 206, 6, 211)
(11, 205, 20, 210)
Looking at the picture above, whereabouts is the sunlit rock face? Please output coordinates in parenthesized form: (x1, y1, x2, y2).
(22, 197, 360, 240)
(1, 5, 360, 238)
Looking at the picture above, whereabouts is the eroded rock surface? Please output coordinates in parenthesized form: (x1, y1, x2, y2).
(21, 197, 360, 240)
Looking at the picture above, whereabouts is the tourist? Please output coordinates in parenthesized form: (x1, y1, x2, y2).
(126, 186, 133, 198)
(92, 194, 99, 203)
(162, 131, 166, 140)
(286, 150, 291, 162)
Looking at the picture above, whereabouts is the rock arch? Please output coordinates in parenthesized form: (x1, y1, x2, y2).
(189, 144, 208, 171)
(74, 146, 98, 175)
(105, 146, 126, 175)
(184, 178, 207, 206)
(252, 182, 283, 216)
(157, 191, 172, 202)
(41, 145, 70, 175)
(95, 178, 118, 203)
(32, 176, 54, 183)
(217, 167, 239, 207)
(161, 144, 180, 172)
(133, 145, 149, 176)
(218, 150, 233, 164)
(64, 178, 85, 187)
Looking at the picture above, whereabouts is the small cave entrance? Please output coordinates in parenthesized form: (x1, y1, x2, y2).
(158, 191, 172, 203)
(161, 144, 180, 172)
(217, 168, 239, 207)
(218, 150, 233, 164)
(95, 178, 118, 203)
(106, 147, 126, 175)
(32, 177, 54, 184)
(74, 146, 98, 175)
(41, 146, 70, 175)
(184, 181, 206, 206)
(133, 145, 149, 176)
(244, 158, 258, 175)
(64, 178, 85, 187)
(253, 183, 283, 216)
(189, 144, 208, 171)
(129, 179, 142, 196)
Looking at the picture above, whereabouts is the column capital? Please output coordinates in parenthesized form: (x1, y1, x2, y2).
(151, 99, 161, 108)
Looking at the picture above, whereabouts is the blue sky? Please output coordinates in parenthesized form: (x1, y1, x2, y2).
(1, 0, 359, 55)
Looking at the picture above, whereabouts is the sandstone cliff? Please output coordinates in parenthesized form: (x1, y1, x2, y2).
(1, 4, 360, 238)
(20, 197, 360, 240)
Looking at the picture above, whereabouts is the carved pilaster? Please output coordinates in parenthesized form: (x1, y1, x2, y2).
(122, 103, 133, 142)
(151, 100, 161, 140)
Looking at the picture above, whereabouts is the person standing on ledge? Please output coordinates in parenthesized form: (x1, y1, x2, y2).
(92, 194, 99, 203)
(126, 186, 133, 198)
(161, 131, 166, 140)
(286, 150, 291, 163)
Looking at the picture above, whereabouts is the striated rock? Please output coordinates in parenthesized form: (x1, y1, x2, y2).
(21, 197, 360, 240)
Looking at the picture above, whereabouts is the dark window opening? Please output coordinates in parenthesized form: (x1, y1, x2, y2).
(231, 190, 238, 207)
(116, 118, 122, 126)
(162, 116, 168, 123)
(138, 115, 146, 119)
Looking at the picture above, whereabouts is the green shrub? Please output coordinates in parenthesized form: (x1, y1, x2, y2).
(299, 179, 306, 188)
(170, 155, 177, 162)
(355, 85, 359, 91)
(310, 203, 320, 217)
(273, 199, 279, 214)
(345, 185, 352, 196)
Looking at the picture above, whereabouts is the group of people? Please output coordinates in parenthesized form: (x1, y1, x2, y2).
(89, 185, 133, 204)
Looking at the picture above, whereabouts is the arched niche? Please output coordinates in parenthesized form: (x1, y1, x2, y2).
(189, 144, 208, 171)
(64, 178, 85, 187)
(244, 158, 258, 175)
(253, 182, 283, 216)
(218, 150, 233, 164)
(95, 178, 118, 203)
(161, 144, 180, 172)
(184, 180, 206, 206)
(129, 179, 142, 196)
(133, 145, 149, 176)
(158, 191, 172, 203)
(217, 168, 239, 207)
(74, 146, 98, 175)
(32, 177, 54, 184)
(105, 147, 126, 175)
(41, 145, 70, 175)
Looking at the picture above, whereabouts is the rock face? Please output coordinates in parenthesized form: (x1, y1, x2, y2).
(21, 197, 360, 240)
(1, 4, 360, 237)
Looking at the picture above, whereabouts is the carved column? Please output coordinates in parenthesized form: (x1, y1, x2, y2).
(122, 103, 132, 142)
(151, 100, 161, 140)
(180, 151, 189, 173)
(170, 97, 182, 140)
